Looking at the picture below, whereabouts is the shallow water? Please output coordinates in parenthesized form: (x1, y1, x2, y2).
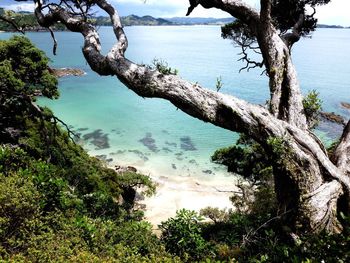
(1, 26, 349, 181)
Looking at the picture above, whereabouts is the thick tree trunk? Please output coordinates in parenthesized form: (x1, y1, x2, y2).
(32, 0, 350, 234)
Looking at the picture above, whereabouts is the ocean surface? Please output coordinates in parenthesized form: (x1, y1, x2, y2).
(1, 26, 349, 181)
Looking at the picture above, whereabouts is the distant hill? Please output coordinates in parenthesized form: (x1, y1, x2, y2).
(122, 15, 172, 26)
(94, 15, 173, 26)
(166, 17, 234, 25)
(317, 24, 348, 29)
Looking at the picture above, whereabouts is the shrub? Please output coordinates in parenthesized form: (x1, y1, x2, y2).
(159, 209, 211, 260)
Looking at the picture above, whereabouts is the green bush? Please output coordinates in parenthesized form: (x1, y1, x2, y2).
(160, 209, 211, 261)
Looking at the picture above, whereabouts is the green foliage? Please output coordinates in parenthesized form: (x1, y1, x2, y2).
(160, 209, 210, 260)
(215, 76, 223, 92)
(271, 0, 331, 35)
(302, 89, 323, 128)
(0, 36, 58, 98)
(152, 58, 178, 75)
(0, 35, 174, 262)
(211, 135, 272, 182)
(222, 1, 331, 48)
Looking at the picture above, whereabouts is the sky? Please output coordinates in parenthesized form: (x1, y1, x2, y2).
(1, 0, 349, 26)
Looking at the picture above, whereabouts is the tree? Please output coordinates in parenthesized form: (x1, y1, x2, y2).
(5, 0, 350, 235)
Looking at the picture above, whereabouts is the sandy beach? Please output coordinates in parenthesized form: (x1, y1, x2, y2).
(134, 166, 238, 229)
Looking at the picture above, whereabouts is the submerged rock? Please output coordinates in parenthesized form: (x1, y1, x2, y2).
(180, 136, 197, 151)
(139, 133, 158, 152)
(162, 147, 172, 153)
(341, 102, 350, 110)
(128, 150, 149, 161)
(83, 129, 110, 150)
(320, 112, 346, 125)
(165, 141, 177, 147)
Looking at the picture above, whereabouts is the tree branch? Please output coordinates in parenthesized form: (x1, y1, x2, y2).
(187, 0, 260, 30)
(0, 15, 25, 34)
(31, 0, 348, 188)
(332, 121, 350, 176)
(281, 13, 305, 49)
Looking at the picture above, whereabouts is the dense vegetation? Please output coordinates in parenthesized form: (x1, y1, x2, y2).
(1, 35, 349, 262)
(0, 36, 175, 262)
(0, 9, 66, 32)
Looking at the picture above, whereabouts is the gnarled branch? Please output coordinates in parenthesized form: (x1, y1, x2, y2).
(333, 121, 350, 176)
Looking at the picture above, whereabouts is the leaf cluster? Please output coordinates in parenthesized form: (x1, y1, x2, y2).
(272, 0, 331, 35)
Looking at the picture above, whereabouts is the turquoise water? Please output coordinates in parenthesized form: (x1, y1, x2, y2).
(1, 27, 349, 180)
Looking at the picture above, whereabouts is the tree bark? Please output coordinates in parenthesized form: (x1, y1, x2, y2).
(32, 0, 350, 234)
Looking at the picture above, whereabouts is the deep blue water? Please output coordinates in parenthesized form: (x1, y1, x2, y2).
(1, 26, 349, 180)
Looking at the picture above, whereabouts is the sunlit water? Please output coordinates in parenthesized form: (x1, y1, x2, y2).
(1, 27, 349, 181)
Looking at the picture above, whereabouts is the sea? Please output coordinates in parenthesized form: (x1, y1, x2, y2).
(1, 26, 349, 182)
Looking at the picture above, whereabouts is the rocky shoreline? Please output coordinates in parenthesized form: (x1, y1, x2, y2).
(49, 67, 85, 78)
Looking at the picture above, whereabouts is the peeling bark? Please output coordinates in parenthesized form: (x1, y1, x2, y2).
(32, 0, 350, 234)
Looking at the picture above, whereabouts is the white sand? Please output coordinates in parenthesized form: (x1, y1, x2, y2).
(135, 167, 238, 229)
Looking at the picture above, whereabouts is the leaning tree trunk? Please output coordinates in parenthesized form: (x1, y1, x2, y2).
(32, 0, 350, 234)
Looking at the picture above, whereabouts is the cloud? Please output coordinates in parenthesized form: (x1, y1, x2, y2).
(112, 0, 258, 18)
(2, 3, 35, 12)
(316, 0, 350, 26)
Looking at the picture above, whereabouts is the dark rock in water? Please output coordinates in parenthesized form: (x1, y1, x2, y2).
(189, 159, 198, 165)
(110, 150, 126, 155)
(172, 164, 177, 170)
(202, 169, 213, 175)
(175, 152, 183, 156)
(49, 67, 85, 78)
(180, 136, 197, 151)
(77, 127, 89, 131)
(139, 133, 158, 152)
(320, 112, 346, 125)
(106, 158, 113, 163)
(128, 150, 149, 161)
(341, 102, 350, 110)
(83, 129, 110, 149)
(162, 129, 169, 134)
(165, 141, 177, 147)
(162, 147, 172, 153)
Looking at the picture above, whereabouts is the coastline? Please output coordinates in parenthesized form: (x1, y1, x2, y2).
(114, 161, 237, 229)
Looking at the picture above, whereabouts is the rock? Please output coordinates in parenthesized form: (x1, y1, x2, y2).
(341, 102, 350, 110)
(49, 67, 85, 78)
(127, 166, 137, 172)
(180, 136, 197, 151)
(83, 129, 110, 149)
(320, 112, 346, 125)
(139, 133, 158, 152)
(115, 165, 138, 173)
